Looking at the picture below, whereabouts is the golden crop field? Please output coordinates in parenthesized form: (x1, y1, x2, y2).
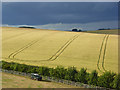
(2, 27, 118, 74)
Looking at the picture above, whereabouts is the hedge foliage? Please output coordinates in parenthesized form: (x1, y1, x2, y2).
(88, 70, 98, 86)
(1, 61, 119, 89)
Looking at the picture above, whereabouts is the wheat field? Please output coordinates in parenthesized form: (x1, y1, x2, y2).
(2, 27, 118, 74)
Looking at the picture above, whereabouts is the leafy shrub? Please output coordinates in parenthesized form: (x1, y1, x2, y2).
(54, 66, 67, 79)
(26, 65, 34, 73)
(37, 66, 50, 76)
(2, 61, 11, 70)
(75, 68, 87, 83)
(29, 66, 38, 73)
(113, 73, 120, 89)
(88, 70, 98, 86)
(17, 64, 27, 72)
(10, 62, 18, 71)
(2, 61, 120, 89)
(65, 67, 78, 81)
(97, 71, 116, 88)
(49, 68, 55, 77)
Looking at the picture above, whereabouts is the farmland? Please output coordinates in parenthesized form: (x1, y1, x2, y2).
(86, 29, 118, 35)
(2, 72, 80, 88)
(2, 27, 118, 74)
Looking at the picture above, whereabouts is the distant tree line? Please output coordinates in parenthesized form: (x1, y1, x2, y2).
(1, 61, 120, 89)
(72, 29, 82, 32)
(19, 26, 36, 29)
(98, 28, 111, 30)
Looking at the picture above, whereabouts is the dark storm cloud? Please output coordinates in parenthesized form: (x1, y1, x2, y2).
(2, 2, 118, 25)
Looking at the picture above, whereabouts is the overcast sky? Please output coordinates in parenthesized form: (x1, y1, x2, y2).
(2, 2, 118, 30)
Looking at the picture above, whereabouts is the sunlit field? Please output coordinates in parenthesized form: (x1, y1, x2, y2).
(2, 27, 118, 74)
(87, 29, 118, 35)
(2, 72, 80, 88)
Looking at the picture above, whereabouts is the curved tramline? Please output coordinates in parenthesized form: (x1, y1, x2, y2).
(49, 34, 79, 61)
(97, 34, 107, 72)
(8, 40, 39, 59)
(9, 34, 79, 62)
(8, 32, 59, 59)
(97, 34, 109, 73)
(102, 35, 109, 72)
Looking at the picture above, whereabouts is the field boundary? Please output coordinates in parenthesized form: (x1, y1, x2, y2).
(1, 69, 106, 89)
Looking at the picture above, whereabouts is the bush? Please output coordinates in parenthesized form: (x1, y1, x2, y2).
(49, 68, 55, 77)
(97, 71, 116, 88)
(113, 73, 120, 89)
(26, 65, 35, 73)
(37, 66, 50, 76)
(49, 66, 66, 79)
(75, 68, 88, 83)
(54, 66, 67, 79)
(88, 70, 98, 86)
(65, 67, 78, 81)
(29, 66, 38, 73)
(2, 61, 120, 89)
(17, 64, 27, 72)
(2, 62, 11, 70)
(10, 62, 18, 71)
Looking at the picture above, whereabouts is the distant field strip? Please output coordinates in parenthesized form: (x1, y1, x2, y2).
(97, 34, 109, 73)
(86, 29, 118, 35)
